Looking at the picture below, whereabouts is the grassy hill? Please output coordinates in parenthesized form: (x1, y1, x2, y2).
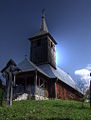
(0, 100, 91, 120)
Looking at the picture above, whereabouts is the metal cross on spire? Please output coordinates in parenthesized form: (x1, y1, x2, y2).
(40, 9, 48, 33)
(42, 9, 45, 18)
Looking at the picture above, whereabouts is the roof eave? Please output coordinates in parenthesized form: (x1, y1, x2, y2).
(28, 32, 57, 45)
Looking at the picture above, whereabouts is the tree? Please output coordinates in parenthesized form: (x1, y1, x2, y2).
(75, 78, 89, 108)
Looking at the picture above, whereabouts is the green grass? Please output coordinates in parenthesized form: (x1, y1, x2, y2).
(0, 99, 91, 120)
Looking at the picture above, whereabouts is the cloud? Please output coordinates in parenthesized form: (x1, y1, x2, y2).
(75, 69, 90, 80)
(74, 65, 91, 87)
(86, 64, 91, 70)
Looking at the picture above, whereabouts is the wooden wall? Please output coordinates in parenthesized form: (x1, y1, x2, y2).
(56, 80, 83, 101)
(30, 34, 56, 69)
(30, 36, 48, 65)
(47, 36, 56, 69)
(15, 72, 83, 101)
(48, 80, 55, 98)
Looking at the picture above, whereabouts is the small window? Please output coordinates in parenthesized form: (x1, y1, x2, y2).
(53, 46, 55, 51)
(51, 42, 55, 51)
(51, 42, 53, 47)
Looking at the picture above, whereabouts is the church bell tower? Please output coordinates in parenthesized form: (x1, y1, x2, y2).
(29, 10, 57, 69)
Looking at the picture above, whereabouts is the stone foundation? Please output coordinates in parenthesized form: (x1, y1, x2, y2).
(35, 94, 48, 100)
(14, 93, 48, 101)
(14, 93, 28, 101)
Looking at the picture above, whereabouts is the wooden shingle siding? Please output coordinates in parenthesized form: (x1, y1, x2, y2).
(30, 34, 56, 69)
(56, 81, 83, 101)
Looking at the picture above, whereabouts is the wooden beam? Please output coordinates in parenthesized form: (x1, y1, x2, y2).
(39, 78, 40, 87)
(13, 75, 16, 87)
(54, 78, 58, 99)
(55, 82, 57, 98)
(39, 78, 41, 98)
(6, 78, 10, 107)
(34, 70, 37, 96)
(9, 72, 13, 106)
(24, 77, 27, 92)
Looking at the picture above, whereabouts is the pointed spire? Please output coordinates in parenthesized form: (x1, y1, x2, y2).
(40, 9, 48, 33)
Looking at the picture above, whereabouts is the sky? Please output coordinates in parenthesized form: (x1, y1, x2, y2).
(0, 0, 91, 86)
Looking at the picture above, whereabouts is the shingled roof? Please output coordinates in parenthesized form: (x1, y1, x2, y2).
(18, 57, 81, 93)
(18, 57, 49, 77)
(38, 64, 81, 92)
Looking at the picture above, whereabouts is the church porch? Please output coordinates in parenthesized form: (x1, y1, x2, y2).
(14, 71, 50, 100)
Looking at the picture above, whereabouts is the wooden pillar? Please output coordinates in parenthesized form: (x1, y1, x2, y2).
(13, 75, 16, 98)
(54, 78, 58, 99)
(24, 77, 27, 92)
(34, 70, 37, 97)
(13, 75, 16, 87)
(39, 78, 40, 97)
(9, 72, 13, 106)
(6, 71, 13, 106)
(39, 78, 40, 87)
(6, 78, 10, 107)
(55, 82, 57, 98)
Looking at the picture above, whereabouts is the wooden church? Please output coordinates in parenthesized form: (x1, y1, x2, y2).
(1, 11, 83, 101)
